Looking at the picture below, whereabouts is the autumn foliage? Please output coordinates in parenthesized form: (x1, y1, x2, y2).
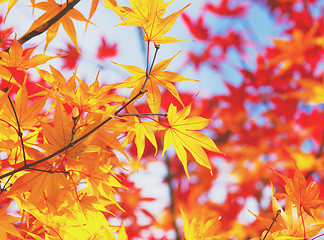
(0, 0, 323, 239)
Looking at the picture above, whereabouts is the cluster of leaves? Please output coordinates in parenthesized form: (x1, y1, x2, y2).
(0, 0, 220, 239)
(0, 0, 323, 240)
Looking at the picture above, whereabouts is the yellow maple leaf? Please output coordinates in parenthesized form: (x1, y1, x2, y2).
(181, 207, 222, 240)
(162, 103, 221, 179)
(0, 37, 57, 70)
(286, 76, 324, 104)
(27, 0, 91, 53)
(104, 0, 191, 43)
(114, 53, 196, 113)
(122, 116, 160, 164)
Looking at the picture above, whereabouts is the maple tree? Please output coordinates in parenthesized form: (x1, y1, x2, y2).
(0, 0, 324, 239)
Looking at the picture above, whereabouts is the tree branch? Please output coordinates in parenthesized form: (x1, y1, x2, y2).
(4, 0, 81, 52)
(6, 94, 27, 165)
(0, 89, 147, 180)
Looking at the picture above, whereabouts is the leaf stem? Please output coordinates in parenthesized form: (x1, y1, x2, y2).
(262, 209, 281, 240)
(140, 43, 160, 92)
(145, 41, 150, 76)
(116, 113, 167, 118)
(0, 174, 13, 194)
(300, 206, 306, 238)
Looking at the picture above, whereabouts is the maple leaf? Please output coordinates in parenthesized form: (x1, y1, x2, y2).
(27, 0, 91, 53)
(268, 22, 324, 71)
(103, 0, 172, 27)
(205, 0, 247, 17)
(38, 100, 94, 162)
(250, 187, 324, 240)
(114, 53, 196, 113)
(272, 165, 324, 218)
(287, 77, 324, 104)
(6, 170, 75, 212)
(162, 103, 221, 179)
(0, 203, 22, 239)
(0, 81, 46, 130)
(104, 0, 191, 43)
(122, 116, 160, 164)
(182, 13, 209, 41)
(96, 36, 118, 60)
(0, 37, 57, 70)
(142, 3, 191, 43)
(58, 43, 81, 70)
(181, 207, 223, 240)
(35, 66, 119, 114)
(67, 155, 125, 206)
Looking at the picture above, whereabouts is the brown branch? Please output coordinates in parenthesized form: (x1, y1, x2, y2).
(0, 22, 161, 183)
(140, 43, 160, 92)
(7, 94, 27, 165)
(4, 0, 81, 52)
(316, 130, 324, 158)
(262, 210, 281, 240)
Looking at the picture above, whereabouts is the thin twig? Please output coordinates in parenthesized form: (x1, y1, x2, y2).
(262, 210, 281, 240)
(140, 43, 160, 92)
(116, 113, 167, 118)
(0, 174, 14, 194)
(28, 168, 69, 174)
(7, 95, 27, 165)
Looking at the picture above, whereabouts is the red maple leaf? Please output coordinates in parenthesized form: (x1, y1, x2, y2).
(205, 0, 247, 17)
(181, 13, 209, 41)
(96, 36, 117, 60)
(58, 43, 81, 70)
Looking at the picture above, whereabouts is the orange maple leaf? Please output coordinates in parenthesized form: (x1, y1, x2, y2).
(114, 53, 196, 113)
(272, 165, 324, 219)
(6, 170, 74, 211)
(27, 0, 91, 53)
(0, 37, 57, 70)
(103, 0, 191, 43)
(250, 185, 324, 240)
(0, 203, 22, 239)
(268, 22, 324, 72)
(162, 103, 221, 179)
(1, 81, 46, 130)
(35, 66, 121, 114)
